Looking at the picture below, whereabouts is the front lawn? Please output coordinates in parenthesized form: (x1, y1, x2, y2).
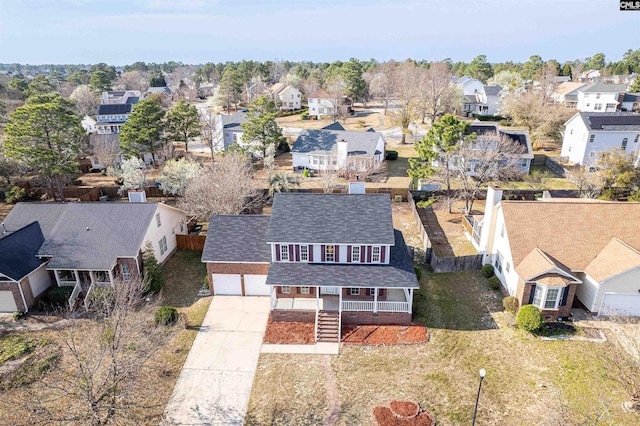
(161, 250, 208, 307)
(247, 269, 638, 425)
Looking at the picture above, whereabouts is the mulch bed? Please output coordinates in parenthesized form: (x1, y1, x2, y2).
(342, 325, 429, 345)
(262, 318, 315, 344)
(374, 401, 434, 426)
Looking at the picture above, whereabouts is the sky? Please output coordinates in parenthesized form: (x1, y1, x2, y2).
(0, 0, 639, 65)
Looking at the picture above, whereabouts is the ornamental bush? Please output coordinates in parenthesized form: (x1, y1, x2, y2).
(488, 276, 501, 291)
(481, 264, 494, 278)
(155, 306, 178, 326)
(502, 296, 519, 314)
(385, 150, 398, 160)
(516, 304, 543, 333)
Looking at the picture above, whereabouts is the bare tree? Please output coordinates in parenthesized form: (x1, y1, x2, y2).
(2, 277, 175, 426)
(390, 61, 421, 144)
(70, 84, 100, 117)
(319, 170, 340, 193)
(113, 70, 149, 92)
(199, 109, 223, 164)
(89, 134, 120, 169)
(565, 166, 599, 197)
(324, 77, 348, 123)
(179, 152, 262, 220)
(365, 61, 397, 115)
(416, 62, 462, 125)
(454, 132, 526, 214)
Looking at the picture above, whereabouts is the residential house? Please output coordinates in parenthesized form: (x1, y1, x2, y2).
(552, 82, 588, 108)
(220, 110, 248, 151)
(81, 115, 97, 133)
(466, 123, 534, 173)
(291, 124, 386, 172)
(0, 202, 187, 312)
(453, 76, 484, 97)
(576, 83, 627, 112)
(578, 69, 601, 83)
(96, 104, 132, 135)
(146, 86, 172, 97)
(201, 193, 419, 342)
(474, 85, 502, 116)
(469, 186, 640, 319)
(270, 83, 302, 110)
(101, 90, 141, 105)
(307, 89, 353, 120)
(560, 112, 640, 165)
(621, 93, 640, 113)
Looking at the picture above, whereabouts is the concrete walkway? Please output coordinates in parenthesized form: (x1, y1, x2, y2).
(163, 296, 270, 425)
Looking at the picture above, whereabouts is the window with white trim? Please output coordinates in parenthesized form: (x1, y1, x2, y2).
(634, 134, 639, 144)
(505, 262, 511, 273)
(589, 134, 595, 143)
(370, 288, 377, 297)
(300, 245, 308, 261)
(350, 288, 360, 295)
(532, 285, 563, 310)
(351, 246, 360, 262)
(156, 213, 161, 227)
(622, 138, 628, 151)
(595, 93, 601, 99)
(121, 264, 131, 282)
(494, 251, 504, 274)
(300, 286, 310, 294)
(159, 236, 168, 256)
(594, 103, 602, 111)
(544, 288, 560, 309)
(281, 286, 291, 294)
(372, 246, 381, 262)
(325, 245, 335, 262)
(280, 245, 289, 261)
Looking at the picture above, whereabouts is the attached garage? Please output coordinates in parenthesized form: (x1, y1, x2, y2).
(599, 293, 640, 317)
(0, 290, 18, 313)
(244, 274, 270, 296)
(212, 274, 242, 295)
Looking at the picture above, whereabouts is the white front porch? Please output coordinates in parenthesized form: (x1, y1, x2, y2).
(53, 269, 114, 310)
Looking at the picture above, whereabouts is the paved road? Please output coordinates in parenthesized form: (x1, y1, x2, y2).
(163, 296, 270, 425)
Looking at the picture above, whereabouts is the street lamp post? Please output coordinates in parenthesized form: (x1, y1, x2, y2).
(472, 368, 486, 426)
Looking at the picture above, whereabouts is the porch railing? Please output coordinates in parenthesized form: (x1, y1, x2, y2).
(273, 298, 317, 310)
(58, 280, 77, 287)
(342, 300, 410, 313)
(68, 282, 82, 310)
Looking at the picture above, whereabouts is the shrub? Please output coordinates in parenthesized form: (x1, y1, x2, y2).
(155, 306, 178, 326)
(502, 296, 519, 314)
(301, 110, 309, 120)
(302, 169, 309, 178)
(413, 266, 423, 281)
(516, 304, 544, 333)
(12, 311, 24, 321)
(143, 242, 164, 293)
(416, 198, 435, 209)
(385, 150, 399, 161)
(488, 276, 501, 290)
(278, 139, 290, 153)
(481, 264, 494, 278)
(39, 286, 74, 311)
(6, 186, 27, 204)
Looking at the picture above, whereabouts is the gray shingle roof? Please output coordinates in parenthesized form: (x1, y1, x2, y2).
(468, 124, 533, 157)
(2, 203, 67, 238)
(623, 93, 640, 102)
(483, 85, 502, 96)
(267, 193, 395, 245)
(578, 112, 640, 131)
(221, 111, 247, 131)
(582, 83, 626, 93)
(292, 129, 383, 157)
(97, 104, 132, 115)
(0, 222, 45, 281)
(147, 86, 171, 94)
(265, 230, 418, 288)
(125, 96, 140, 105)
(201, 215, 272, 263)
(322, 122, 346, 131)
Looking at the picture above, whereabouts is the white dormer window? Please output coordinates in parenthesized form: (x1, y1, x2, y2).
(352, 246, 360, 262)
(280, 245, 289, 261)
(372, 246, 381, 263)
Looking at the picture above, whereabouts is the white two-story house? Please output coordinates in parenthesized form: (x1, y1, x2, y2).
(202, 193, 419, 342)
(576, 83, 626, 112)
(307, 89, 353, 120)
(270, 83, 302, 110)
(96, 104, 133, 135)
(560, 112, 640, 165)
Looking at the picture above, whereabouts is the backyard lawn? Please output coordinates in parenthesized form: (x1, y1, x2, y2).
(247, 269, 638, 425)
(161, 249, 208, 307)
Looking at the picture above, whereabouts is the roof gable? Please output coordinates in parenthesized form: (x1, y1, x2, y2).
(267, 193, 395, 245)
(584, 238, 640, 282)
(514, 248, 578, 282)
(308, 89, 331, 99)
(292, 129, 383, 157)
(0, 222, 45, 281)
(578, 112, 640, 131)
(202, 215, 272, 263)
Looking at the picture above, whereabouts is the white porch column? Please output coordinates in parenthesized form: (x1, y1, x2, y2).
(373, 288, 378, 313)
(270, 286, 275, 310)
(339, 288, 343, 314)
(316, 287, 320, 311)
(89, 271, 96, 284)
(408, 289, 413, 313)
(108, 269, 114, 286)
(74, 270, 80, 285)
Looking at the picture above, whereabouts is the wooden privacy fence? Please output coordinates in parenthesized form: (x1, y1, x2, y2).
(292, 187, 408, 201)
(176, 235, 206, 251)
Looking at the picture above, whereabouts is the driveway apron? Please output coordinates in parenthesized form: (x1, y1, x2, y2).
(164, 296, 270, 425)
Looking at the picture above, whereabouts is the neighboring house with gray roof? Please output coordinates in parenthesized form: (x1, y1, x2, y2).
(473, 85, 502, 116)
(621, 92, 640, 113)
(1, 202, 187, 311)
(0, 222, 51, 313)
(201, 193, 419, 343)
(146, 86, 172, 96)
(576, 83, 627, 112)
(291, 128, 385, 173)
(560, 112, 640, 165)
(219, 111, 248, 151)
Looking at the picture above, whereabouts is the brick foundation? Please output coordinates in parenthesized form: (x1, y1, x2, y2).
(518, 281, 577, 322)
(271, 310, 316, 323)
(341, 311, 412, 325)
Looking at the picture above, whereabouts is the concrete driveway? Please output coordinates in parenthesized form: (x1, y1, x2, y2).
(163, 296, 270, 425)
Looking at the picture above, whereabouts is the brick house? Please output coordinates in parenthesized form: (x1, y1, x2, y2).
(0, 202, 187, 312)
(469, 186, 640, 319)
(202, 193, 419, 342)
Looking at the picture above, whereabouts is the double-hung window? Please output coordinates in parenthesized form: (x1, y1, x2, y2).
(349, 288, 360, 296)
(372, 246, 381, 262)
(281, 286, 291, 294)
(121, 264, 131, 282)
(159, 236, 168, 256)
(300, 286, 310, 295)
(532, 285, 563, 309)
(300, 245, 308, 261)
(280, 245, 289, 261)
(351, 246, 360, 262)
(494, 251, 504, 274)
(325, 245, 335, 262)
(156, 213, 161, 228)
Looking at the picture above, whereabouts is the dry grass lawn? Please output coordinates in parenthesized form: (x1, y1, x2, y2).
(247, 270, 638, 426)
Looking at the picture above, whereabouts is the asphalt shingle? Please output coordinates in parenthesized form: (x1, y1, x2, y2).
(201, 215, 272, 263)
(0, 222, 45, 281)
(292, 129, 383, 157)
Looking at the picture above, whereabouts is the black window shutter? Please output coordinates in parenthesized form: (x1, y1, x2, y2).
(560, 286, 570, 306)
(528, 284, 536, 305)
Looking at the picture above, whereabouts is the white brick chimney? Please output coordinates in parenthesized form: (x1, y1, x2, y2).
(336, 139, 348, 170)
(478, 185, 503, 259)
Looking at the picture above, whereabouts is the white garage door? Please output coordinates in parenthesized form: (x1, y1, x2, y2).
(244, 275, 270, 296)
(600, 293, 640, 317)
(212, 274, 242, 295)
(0, 291, 18, 313)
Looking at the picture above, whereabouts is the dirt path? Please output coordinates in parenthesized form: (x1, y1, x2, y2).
(323, 355, 340, 426)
